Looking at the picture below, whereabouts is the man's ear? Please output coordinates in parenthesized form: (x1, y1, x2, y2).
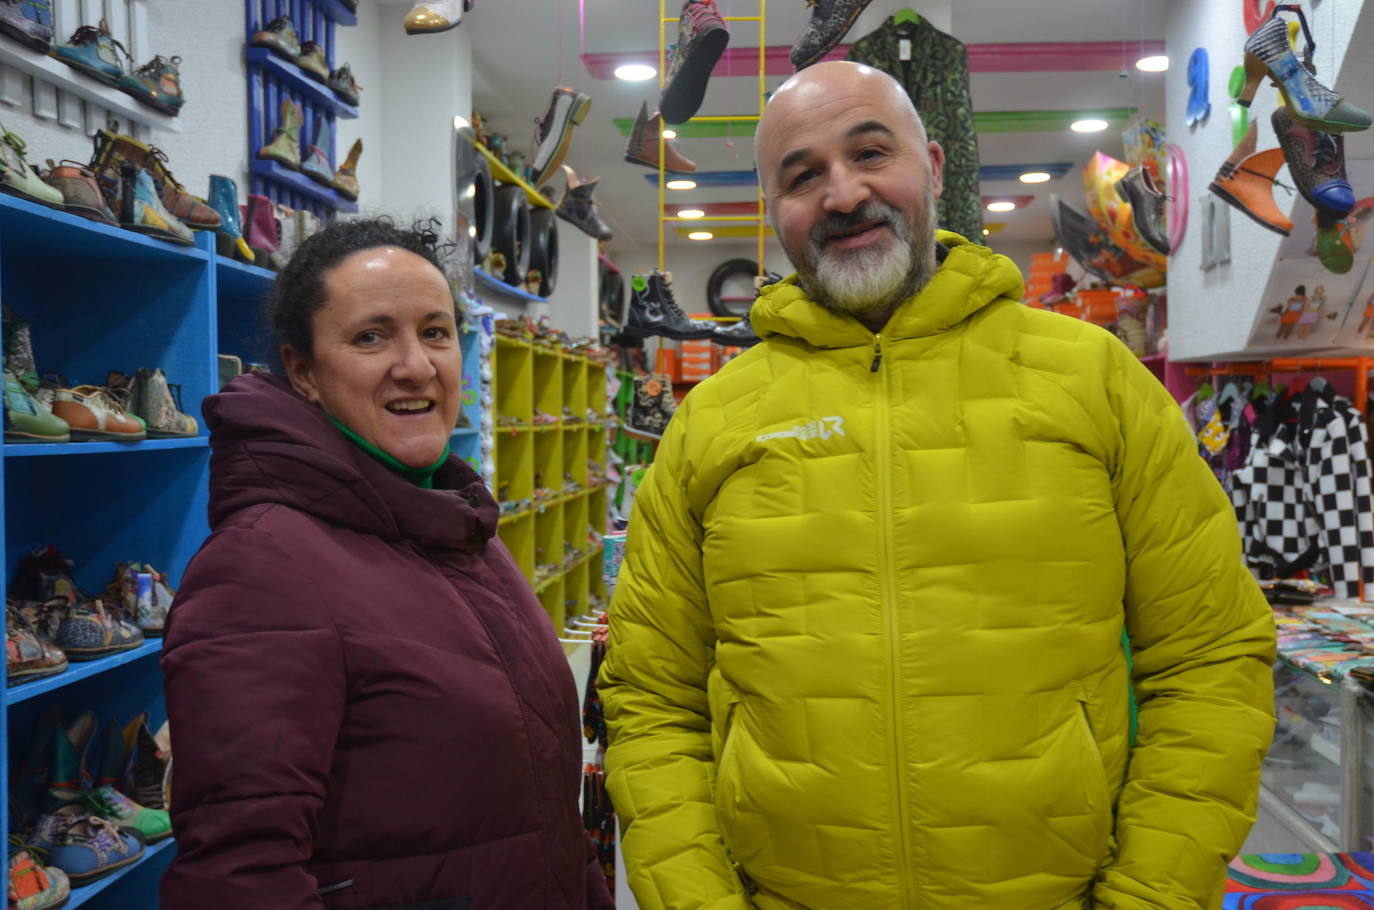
(280, 345, 320, 403)
(926, 140, 946, 199)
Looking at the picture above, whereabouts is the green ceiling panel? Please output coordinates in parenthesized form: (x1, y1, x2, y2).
(613, 107, 1138, 139)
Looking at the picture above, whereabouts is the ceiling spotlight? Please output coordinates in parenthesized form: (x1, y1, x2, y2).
(662, 128, 678, 139)
(982, 228, 990, 236)
(677, 209, 705, 219)
(1135, 55, 1169, 72)
(1070, 118, 1109, 133)
(688, 231, 714, 240)
(1019, 171, 1051, 184)
(666, 179, 697, 190)
(614, 63, 657, 81)
(986, 201, 1016, 212)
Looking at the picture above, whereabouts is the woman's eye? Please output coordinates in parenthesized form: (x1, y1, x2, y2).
(356, 331, 382, 345)
(424, 326, 453, 341)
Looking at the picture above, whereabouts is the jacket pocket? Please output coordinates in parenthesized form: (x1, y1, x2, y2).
(713, 698, 743, 834)
(1071, 688, 1112, 856)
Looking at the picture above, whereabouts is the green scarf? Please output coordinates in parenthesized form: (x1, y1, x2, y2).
(329, 416, 450, 489)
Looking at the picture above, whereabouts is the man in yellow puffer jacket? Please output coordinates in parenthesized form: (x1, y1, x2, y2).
(599, 61, 1275, 910)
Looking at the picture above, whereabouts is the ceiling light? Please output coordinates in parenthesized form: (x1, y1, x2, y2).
(666, 179, 697, 190)
(986, 201, 1016, 212)
(614, 63, 657, 81)
(662, 128, 678, 139)
(677, 209, 705, 218)
(1070, 118, 1109, 133)
(688, 231, 714, 240)
(1019, 171, 1051, 184)
(1135, 55, 1169, 72)
(982, 228, 990, 236)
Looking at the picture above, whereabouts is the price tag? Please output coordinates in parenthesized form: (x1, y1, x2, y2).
(899, 39, 912, 61)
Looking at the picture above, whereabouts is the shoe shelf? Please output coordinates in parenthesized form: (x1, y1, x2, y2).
(7, 640, 164, 706)
(251, 159, 360, 213)
(468, 138, 555, 211)
(245, 48, 359, 120)
(215, 252, 276, 302)
(475, 267, 548, 303)
(0, 42, 182, 136)
(66, 836, 177, 909)
(4, 437, 208, 458)
(0, 190, 209, 265)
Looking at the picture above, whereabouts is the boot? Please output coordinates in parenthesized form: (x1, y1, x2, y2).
(118, 713, 169, 811)
(529, 86, 592, 189)
(40, 159, 117, 225)
(0, 0, 53, 52)
(250, 14, 300, 60)
(300, 116, 335, 186)
(90, 130, 219, 230)
(711, 312, 760, 347)
(1273, 106, 1354, 218)
(404, 0, 472, 35)
(659, 0, 729, 125)
(85, 716, 172, 843)
(208, 174, 254, 261)
(625, 374, 677, 440)
(116, 163, 194, 245)
(49, 711, 95, 800)
(258, 98, 303, 170)
(556, 164, 613, 240)
(117, 54, 184, 115)
(623, 271, 714, 341)
(333, 138, 362, 200)
(296, 40, 329, 82)
(50, 18, 127, 86)
(245, 194, 285, 270)
(1208, 120, 1293, 236)
(624, 101, 696, 172)
(791, 0, 873, 70)
(1114, 165, 1170, 255)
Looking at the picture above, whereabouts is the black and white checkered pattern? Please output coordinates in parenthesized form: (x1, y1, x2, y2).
(1231, 435, 1322, 575)
(1305, 400, 1374, 596)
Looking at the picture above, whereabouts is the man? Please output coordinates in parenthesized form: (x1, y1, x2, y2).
(599, 61, 1275, 910)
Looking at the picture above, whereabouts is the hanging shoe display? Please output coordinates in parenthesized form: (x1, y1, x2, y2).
(529, 86, 592, 189)
(1238, 5, 1370, 133)
(258, 98, 304, 170)
(658, 0, 728, 125)
(623, 271, 714, 341)
(333, 138, 363, 200)
(1272, 106, 1354, 219)
(0, 0, 53, 51)
(555, 164, 613, 241)
(404, 0, 472, 35)
(1208, 120, 1293, 236)
(117, 54, 185, 115)
(623, 102, 697, 172)
(50, 19, 128, 86)
(791, 0, 874, 70)
(1114, 165, 1171, 256)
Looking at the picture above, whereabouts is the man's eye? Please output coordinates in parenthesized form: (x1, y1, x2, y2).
(858, 147, 885, 161)
(790, 170, 815, 188)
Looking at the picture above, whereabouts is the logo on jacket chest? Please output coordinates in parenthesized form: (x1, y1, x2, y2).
(755, 416, 846, 443)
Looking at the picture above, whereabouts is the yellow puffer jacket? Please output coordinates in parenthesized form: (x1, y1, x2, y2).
(600, 233, 1275, 910)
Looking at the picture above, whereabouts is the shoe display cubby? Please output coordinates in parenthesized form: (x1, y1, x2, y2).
(492, 333, 610, 635)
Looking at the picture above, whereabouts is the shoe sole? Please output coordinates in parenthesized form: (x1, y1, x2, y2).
(64, 846, 146, 885)
(0, 22, 51, 53)
(66, 425, 150, 440)
(6, 663, 67, 686)
(659, 25, 729, 124)
(1207, 181, 1291, 236)
(622, 153, 693, 174)
(0, 181, 63, 210)
(62, 202, 119, 227)
(144, 429, 197, 439)
(51, 51, 122, 87)
(621, 323, 715, 341)
(792, 1, 873, 69)
(4, 429, 70, 442)
(121, 221, 195, 246)
(620, 423, 664, 442)
(257, 150, 301, 170)
(62, 640, 144, 661)
(530, 94, 592, 188)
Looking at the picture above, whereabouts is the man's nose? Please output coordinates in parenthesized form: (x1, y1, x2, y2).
(821, 163, 871, 214)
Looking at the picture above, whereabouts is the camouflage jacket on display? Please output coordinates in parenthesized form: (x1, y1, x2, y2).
(847, 16, 982, 240)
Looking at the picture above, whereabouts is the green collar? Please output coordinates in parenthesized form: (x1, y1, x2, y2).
(329, 416, 450, 489)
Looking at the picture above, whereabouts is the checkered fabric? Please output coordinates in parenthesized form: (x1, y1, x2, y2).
(1307, 398, 1374, 596)
(1231, 431, 1323, 577)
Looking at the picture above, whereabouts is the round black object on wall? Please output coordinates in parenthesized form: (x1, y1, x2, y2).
(707, 258, 759, 317)
(491, 184, 530, 286)
(529, 208, 559, 297)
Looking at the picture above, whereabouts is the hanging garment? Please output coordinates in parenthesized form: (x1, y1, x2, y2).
(1305, 391, 1374, 597)
(847, 15, 982, 240)
(1230, 427, 1325, 580)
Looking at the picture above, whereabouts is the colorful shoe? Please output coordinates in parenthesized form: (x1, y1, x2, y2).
(51, 597, 143, 658)
(49, 18, 126, 85)
(327, 62, 361, 106)
(1273, 106, 1354, 218)
(5, 600, 67, 685)
(51, 381, 147, 440)
(250, 14, 300, 60)
(258, 97, 303, 170)
(115, 713, 170, 812)
(90, 130, 219, 230)
(659, 0, 729, 124)
(1114, 165, 1170, 255)
(300, 116, 335, 186)
(103, 563, 171, 636)
(791, 0, 873, 70)
(529, 86, 591, 189)
(623, 101, 697, 172)
(114, 164, 195, 246)
(6, 839, 71, 910)
(1239, 7, 1371, 133)
(555, 164, 613, 241)
(0, 0, 53, 52)
(117, 54, 184, 115)
(40, 160, 118, 226)
(3, 370, 68, 442)
(120, 367, 198, 438)
(207, 174, 254, 261)
(1207, 120, 1293, 236)
(625, 374, 677, 440)
(244, 194, 284, 270)
(296, 40, 329, 82)
(404, 0, 471, 35)
(0, 125, 63, 208)
(29, 805, 144, 886)
(332, 138, 362, 200)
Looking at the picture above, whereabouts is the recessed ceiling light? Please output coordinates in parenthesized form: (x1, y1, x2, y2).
(614, 63, 657, 81)
(1135, 55, 1169, 72)
(982, 228, 990, 236)
(986, 201, 1016, 212)
(662, 128, 678, 139)
(666, 179, 697, 190)
(677, 209, 705, 218)
(1019, 171, 1051, 184)
(688, 231, 714, 240)
(1071, 118, 1109, 133)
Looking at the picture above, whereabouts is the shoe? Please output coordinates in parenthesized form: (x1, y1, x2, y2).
(51, 596, 143, 658)
(296, 40, 329, 82)
(0, 0, 53, 51)
(258, 97, 303, 170)
(333, 138, 362, 200)
(625, 374, 677, 440)
(108, 367, 198, 438)
(50, 382, 147, 440)
(250, 14, 300, 60)
(555, 165, 613, 241)
(404, 0, 471, 35)
(6, 839, 71, 910)
(0, 126, 63, 208)
(50, 18, 126, 86)
(29, 804, 145, 886)
(85, 716, 171, 842)
(623, 271, 714, 341)
(3, 371, 68, 442)
(103, 562, 172, 637)
(244, 194, 284, 269)
(791, 0, 873, 70)
(327, 62, 361, 106)
(113, 713, 170, 812)
(208, 174, 254, 261)
(90, 130, 219, 230)
(529, 86, 592, 189)
(624, 102, 697, 172)
(117, 54, 184, 115)
(40, 160, 118, 226)
(659, 0, 729, 124)
(1314, 221, 1355, 274)
(1114, 165, 1171, 256)
(115, 163, 195, 245)
(1272, 106, 1354, 218)
(1239, 7, 1371, 133)
(1208, 121, 1293, 236)
(711, 312, 760, 347)
(300, 117, 335, 186)
(6, 600, 67, 685)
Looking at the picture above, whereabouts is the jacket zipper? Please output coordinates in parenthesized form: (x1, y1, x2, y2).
(316, 878, 355, 897)
(873, 335, 913, 909)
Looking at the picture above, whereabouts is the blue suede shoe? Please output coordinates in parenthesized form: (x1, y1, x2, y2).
(50, 19, 127, 86)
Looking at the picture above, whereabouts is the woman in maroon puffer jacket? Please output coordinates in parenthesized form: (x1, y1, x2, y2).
(161, 219, 614, 910)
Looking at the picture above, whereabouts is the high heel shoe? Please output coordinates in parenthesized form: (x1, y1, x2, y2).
(1208, 120, 1293, 236)
(1272, 107, 1354, 218)
(1238, 4, 1370, 133)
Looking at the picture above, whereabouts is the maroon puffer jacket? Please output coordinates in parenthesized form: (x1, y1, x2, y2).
(161, 373, 612, 910)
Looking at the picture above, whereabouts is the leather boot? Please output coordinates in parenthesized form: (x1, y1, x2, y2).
(258, 98, 303, 170)
(245, 194, 285, 270)
(333, 138, 362, 200)
(623, 271, 714, 341)
(118, 713, 170, 811)
(90, 130, 219, 230)
(1208, 121, 1293, 236)
(711, 312, 760, 347)
(555, 164, 613, 240)
(1273, 106, 1354, 218)
(40, 159, 117, 226)
(208, 174, 254, 261)
(300, 116, 335, 186)
(624, 101, 696, 172)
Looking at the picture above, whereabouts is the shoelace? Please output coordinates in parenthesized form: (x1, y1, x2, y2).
(133, 55, 178, 78)
(66, 21, 130, 60)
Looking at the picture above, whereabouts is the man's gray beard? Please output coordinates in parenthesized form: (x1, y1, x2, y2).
(798, 196, 938, 319)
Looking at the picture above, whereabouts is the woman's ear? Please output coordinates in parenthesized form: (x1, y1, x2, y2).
(280, 345, 320, 403)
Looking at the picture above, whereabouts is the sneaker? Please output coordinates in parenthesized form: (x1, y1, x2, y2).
(625, 374, 677, 440)
(296, 40, 329, 82)
(40, 159, 118, 226)
(791, 0, 874, 70)
(327, 62, 361, 106)
(623, 101, 697, 172)
(104, 562, 174, 636)
(117, 54, 184, 115)
(3, 371, 69, 443)
(50, 383, 147, 440)
(250, 14, 300, 60)
(623, 271, 714, 341)
(5, 600, 67, 685)
(528, 86, 592, 189)
(49, 18, 127, 85)
(0, 125, 63, 208)
(659, 0, 729, 125)
(6, 839, 70, 910)
(29, 804, 145, 886)
(0, 0, 52, 52)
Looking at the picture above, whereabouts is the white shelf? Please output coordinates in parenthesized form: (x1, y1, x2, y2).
(0, 42, 181, 134)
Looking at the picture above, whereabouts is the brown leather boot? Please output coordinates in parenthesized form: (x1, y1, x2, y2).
(1208, 120, 1293, 236)
(624, 101, 696, 172)
(90, 130, 220, 230)
(40, 160, 118, 226)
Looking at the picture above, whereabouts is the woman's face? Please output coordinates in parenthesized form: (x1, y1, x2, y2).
(283, 246, 461, 468)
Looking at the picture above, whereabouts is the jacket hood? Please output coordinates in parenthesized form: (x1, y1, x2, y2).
(750, 230, 1025, 348)
(204, 373, 497, 551)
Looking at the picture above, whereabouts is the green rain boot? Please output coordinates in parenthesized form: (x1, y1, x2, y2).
(257, 98, 302, 170)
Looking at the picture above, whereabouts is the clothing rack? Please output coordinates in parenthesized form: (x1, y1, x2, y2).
(1183, 357, 1373, 415)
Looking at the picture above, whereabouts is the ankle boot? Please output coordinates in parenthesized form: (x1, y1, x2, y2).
(624, 101, 696, 172)
(1239, 7, 1370, 133)
(40, 159, 117, 226)
(1208, 121, 1293, 236)
(625, 374, 678, 440)
(208, 174, 254, 261)
(119, 163, 195, 245)
(332, 138, 362, 200)
(258, 98, 303, 170)
(1273, 106, 1354, 218)
(623, 271, 714, 341)
(555, 164, 613, 241)
(118, 714, 169, 811)
(91, 129, 218, 230)
(300, 116, 335, 186)
(245, 194, 285, 270)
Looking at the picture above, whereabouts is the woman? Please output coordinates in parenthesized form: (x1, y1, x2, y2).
(161, 219, 613, 910)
